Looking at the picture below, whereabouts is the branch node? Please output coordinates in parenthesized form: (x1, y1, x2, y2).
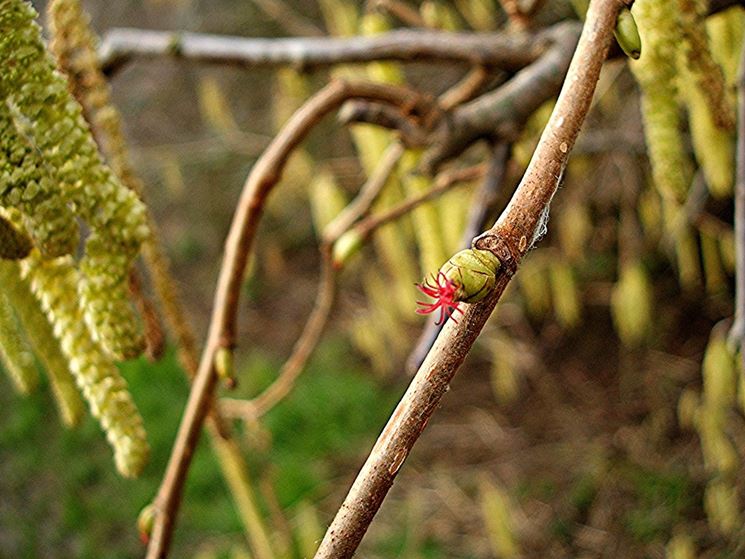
(471, 226, 521, 278)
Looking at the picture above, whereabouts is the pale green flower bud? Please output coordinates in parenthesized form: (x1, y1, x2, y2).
(417, 249, 501, 324)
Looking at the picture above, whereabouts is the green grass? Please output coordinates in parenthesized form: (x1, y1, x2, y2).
(0, 338, 399, 558)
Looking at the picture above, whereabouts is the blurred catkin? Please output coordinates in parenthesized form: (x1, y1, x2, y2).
(611, 261, 652, 347)
(630, 0, 691, 206)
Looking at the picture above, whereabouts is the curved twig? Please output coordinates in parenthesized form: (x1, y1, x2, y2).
(146, 79, 434, 559)
(350, 163, 485, 242)
(220, 257, 337, 420)
(312, 1, 626, 556)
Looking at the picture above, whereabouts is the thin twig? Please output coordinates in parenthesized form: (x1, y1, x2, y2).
(99, 27, 553, 75)
(146, 79, 434, 559)
(728, 41, 745, 352)
(220, 258, 337, 420)
(323, 142, 405, 245)
(351, 164, 485, 241)
(498, 0, 532, 30)
(438, 66, 491, 112)
(369, 0, 427, 28)
(312, 2, 625, 556)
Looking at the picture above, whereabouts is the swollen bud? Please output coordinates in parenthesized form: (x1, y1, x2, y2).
(417, 248, 501, 324)
(440, 249, 501, 303)
(615, 7, 642, 59)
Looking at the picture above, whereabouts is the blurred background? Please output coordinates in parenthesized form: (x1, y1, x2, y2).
(2, 0, 744, 557)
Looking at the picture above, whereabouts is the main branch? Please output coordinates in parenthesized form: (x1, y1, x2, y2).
(312, 1, 627, 557)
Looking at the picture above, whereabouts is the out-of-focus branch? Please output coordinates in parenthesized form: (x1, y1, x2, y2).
(220, 258, 337, 421)
(422, 20, 581, 171)
(312, 1, 625, 557)
(438, 66, 491, 111)
(323, 142, 405, 245)
(337, 21, 580, 172)
(338, 102, 429, 146)
(350, 164, 485, 242)
(146, 79, 434, 559)
(99, 27, 554, 75)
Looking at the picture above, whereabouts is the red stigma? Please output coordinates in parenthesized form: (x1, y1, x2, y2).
(416, 272, 462, 325)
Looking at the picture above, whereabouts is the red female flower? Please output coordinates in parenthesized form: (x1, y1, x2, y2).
(416, 248, 502, 325)
(416, 272, 463, 325)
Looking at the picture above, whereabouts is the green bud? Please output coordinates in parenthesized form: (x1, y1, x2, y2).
(615, 8, 642, 59)
(440, 248, 500, 303)
(137, 503, 156, 545)
(331, 229, 364, 269)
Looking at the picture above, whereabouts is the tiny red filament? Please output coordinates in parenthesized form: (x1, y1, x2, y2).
(416, 272, 462, 325)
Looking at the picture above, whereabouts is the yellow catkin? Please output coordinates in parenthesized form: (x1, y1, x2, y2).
(47, 0, 199, 367)
(678, 0, 735, 197)
(400, 150, 449, 274)
(630, 0, 692, 206)
(0, 260, 84, 426)
(1, 0, 147, 360)
(611, 261, 652, 347)
(678, 0, 735, 131)
(22, 252, 149, 477)
(0, 100, 79, 257)
(308, 167, 348, 234)
(548, 259, 581, 328)
(0, 290, 38, 394)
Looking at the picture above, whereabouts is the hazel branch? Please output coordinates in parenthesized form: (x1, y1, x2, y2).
(312, 1, 626, 557)
(99, 27, 553, 75)
(145, 79, 435, 559)
(220, 257, 337, 421)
